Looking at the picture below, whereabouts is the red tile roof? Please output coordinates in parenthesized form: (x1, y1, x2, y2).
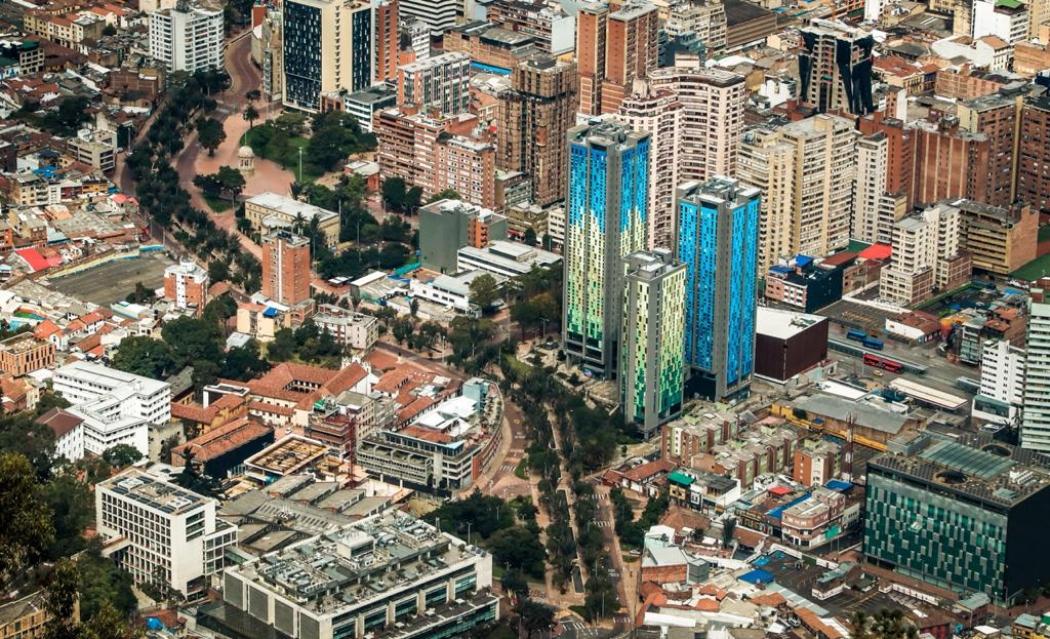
(859, 243, 892, 261)
(623, 458, 674, 482)
(36, 407, 82, 438)
(15, 248, 49, 272)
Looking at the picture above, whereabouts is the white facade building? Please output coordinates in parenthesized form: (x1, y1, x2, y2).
(96, 469, 237, 596)
(312, 305, 379, 351)
(148, 2, 224, 74)
(974, 338, 1025, 427)
(456, 240, 562, 278)
(1022, 297, 1050, 451)
(972, 0, 1029, 43)
(409, 271, 507, 315)
(398, 0, 458, 34)
(164, 260, 209, 310)
(53, 361, 172, 425)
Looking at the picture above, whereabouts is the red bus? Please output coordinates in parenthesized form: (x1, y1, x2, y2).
(863, 353, 903, 373)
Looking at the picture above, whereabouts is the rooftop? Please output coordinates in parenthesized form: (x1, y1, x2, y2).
(870, 433, 1050, 507)
(245, 436, 328, 477)
(756, 307, 826, 340)
(229, 510, 487, 615)
(99, 469, 211, 515)
(247, 192, 339, 223)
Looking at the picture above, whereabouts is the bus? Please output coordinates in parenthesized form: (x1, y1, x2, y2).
(863, 353, 903, 373)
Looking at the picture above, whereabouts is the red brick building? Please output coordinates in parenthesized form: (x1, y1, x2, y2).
(261, 230, 311, 306)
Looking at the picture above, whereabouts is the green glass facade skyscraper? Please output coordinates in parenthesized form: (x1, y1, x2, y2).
(620, 250, 686, 437)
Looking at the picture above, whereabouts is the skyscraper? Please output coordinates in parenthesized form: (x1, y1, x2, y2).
(373, 0, 399, 83)
(576, 3, 608, 116)
(396, 52, 470, 115)
(497, 54, 579, 207)
(620, 250, 686, 437)
(1022, 291, 1050, 452)
(738, 114, 857, 273)
(148, 1, 223, 74)
(676, 177, 760, 402)
(1017, 94, 1050, 213)
(262, 230, 312, 306)
(282, 0, 374, 111)
(562, 120, 650, 377)
(574, 0, 658, 115)
(798, 19, 875, 115)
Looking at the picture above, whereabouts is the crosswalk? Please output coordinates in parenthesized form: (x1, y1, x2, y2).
(593, 519, 612, 528)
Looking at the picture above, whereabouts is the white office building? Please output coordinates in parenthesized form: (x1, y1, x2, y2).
(972, 0, 1029, 43)
(96, 469, 237, 596)
(53, 361, 172, 426)
(398, 0, 458, 34)
(456, 240, 562, 278)
(1023, 297, 1050, 451)
(974, 338, 1025, 428)
(148, 1, 224, 74)
(409, 270, 507, 316)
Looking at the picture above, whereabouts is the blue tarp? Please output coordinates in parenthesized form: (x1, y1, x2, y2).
(767, 492, 811, 520)
(262, 307, 278, 318)
(739, 569, 775, 585)
(470, 61, 511, 76)
(795, 255, 814, 268)
(145, 618, 164, 631)
(825, 479, 853, 492)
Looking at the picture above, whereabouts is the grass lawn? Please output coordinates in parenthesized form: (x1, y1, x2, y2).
(203, 195, 231, 212)
(514, 457, 528, 480)
(1012, 253, 1050, 282)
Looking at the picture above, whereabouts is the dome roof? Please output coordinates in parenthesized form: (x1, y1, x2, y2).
(238, 145, 255, 158)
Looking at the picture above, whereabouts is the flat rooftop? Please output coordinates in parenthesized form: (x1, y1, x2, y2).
(232, 510, 486, 614)
(246, 192, 338, 223)
(869, 433, 1050, 507)
(756, 306, 826, 340)
(245, 436, 328, 476)
(100, 469, 210, 515)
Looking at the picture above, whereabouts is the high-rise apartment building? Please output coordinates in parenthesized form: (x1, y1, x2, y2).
(496, 54, 578, 207)
(562, 120, 650, 377)
(575, 0, 658, 115)
(615, 81, 681, 250)
(261, 230, 312, 306)
(864, 433, 1050, 605)
(620, 250, 686, 437)
(675, 177, 761, 402)
(956, 90, 1024, 207)
(282, 0, 374, 111)
(148, 1, 223, 74)
(373, 0, 399, 82)
(954, 199, 1037, 275)
(853, 132, 908, 245)
(396, 52, 470, 115)
(163, 260, 209, 312)
(601, 1, 659, 114)
(879, 203, 971, 306)
(1023, 292, 1050, 452)
(1017, 94, 1050, 213)
(738, 114, 857, 273)
(664, 0, 727, 51)
(910, 117, 992, 206)
(648, 67, 746, 184)
(96, 469, 237, 596)
(576, 2, 608, 115)
(798, 19, 874, 115)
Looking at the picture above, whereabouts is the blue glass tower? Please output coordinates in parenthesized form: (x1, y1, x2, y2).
(675, 177, 761, 401)
(562, 120, 650, 377)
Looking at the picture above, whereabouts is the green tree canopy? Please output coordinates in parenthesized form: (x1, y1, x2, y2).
(161, 316, 224, 367)
(196, 117, 226, 156)
(469, 273, 500, 312)
(111, 336, 176, 380)
(0, 452, 54, 585)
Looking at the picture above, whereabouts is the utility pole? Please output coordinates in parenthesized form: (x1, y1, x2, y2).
(298, 146, 303, 183)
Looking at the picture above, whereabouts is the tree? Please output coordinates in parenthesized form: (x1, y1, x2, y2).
(267, 328, 297, 362)
(208, 259, 230, 283)
(80, 601, 137, 639)
(162, 317, 224, 367)
(469, 273, 500, 313)
(381, 177, 407, 212)
(392, 317, 413, 345)
(221, 341, 270, 380)
(43, 475, 92, 559)
(427, 188, 461, 203)
(44, 559, 80, 639)
(501, 569, 528, 599)
(517, 599, 555, 639)
(243, 105, 259, 129)
(102, 445, 143, 469)
(35, 390, 70, 416)
(523, 228, 537, 246)
(488, 526, 546, 578)
(721, 517, 737, 548)
(76, 544, 136, 621)
(111, 336, 176, 380)
(215, 165, 246, 201)
(405, 186, 423, 213)
(125, 281, 156, 304)
(0, 452, 54, 585)
(196, 117, 226, 156)
(191, 358, 220, 393)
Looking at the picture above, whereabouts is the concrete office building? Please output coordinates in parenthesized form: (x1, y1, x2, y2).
(163, 260, 209, 311)
(648, 67, 746, 185)
(419, 200, 508, 274)
(738, 114, 857, 273)
(53, 361, 171, 426)
(864, 434, 1050, 604)
(973, 338, 1025, 428)
(1023, 293, 1050, 452)
(312, 305, 379, 351)
(215, 510, 497, 639)
(954, 198, 1037, 275)
(620, 250, 686, 437)
(562, 120, 650, 377)
(798, 19, 875, 115)
(398, 0, 458, 34)
(972, 0, 1029, 43)
(615, 80, 682, 250)
(496, 54, 578, 207)
(396, 52, 470, 115)
(282, 0, 374, 111)
(148, 1, 223, 74)
(262, 230, 312, 307)
(97, 469, 237, 596)
(675, 177, 761, 402)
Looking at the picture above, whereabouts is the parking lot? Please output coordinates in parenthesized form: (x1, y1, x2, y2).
(48, 252, 175, 306)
